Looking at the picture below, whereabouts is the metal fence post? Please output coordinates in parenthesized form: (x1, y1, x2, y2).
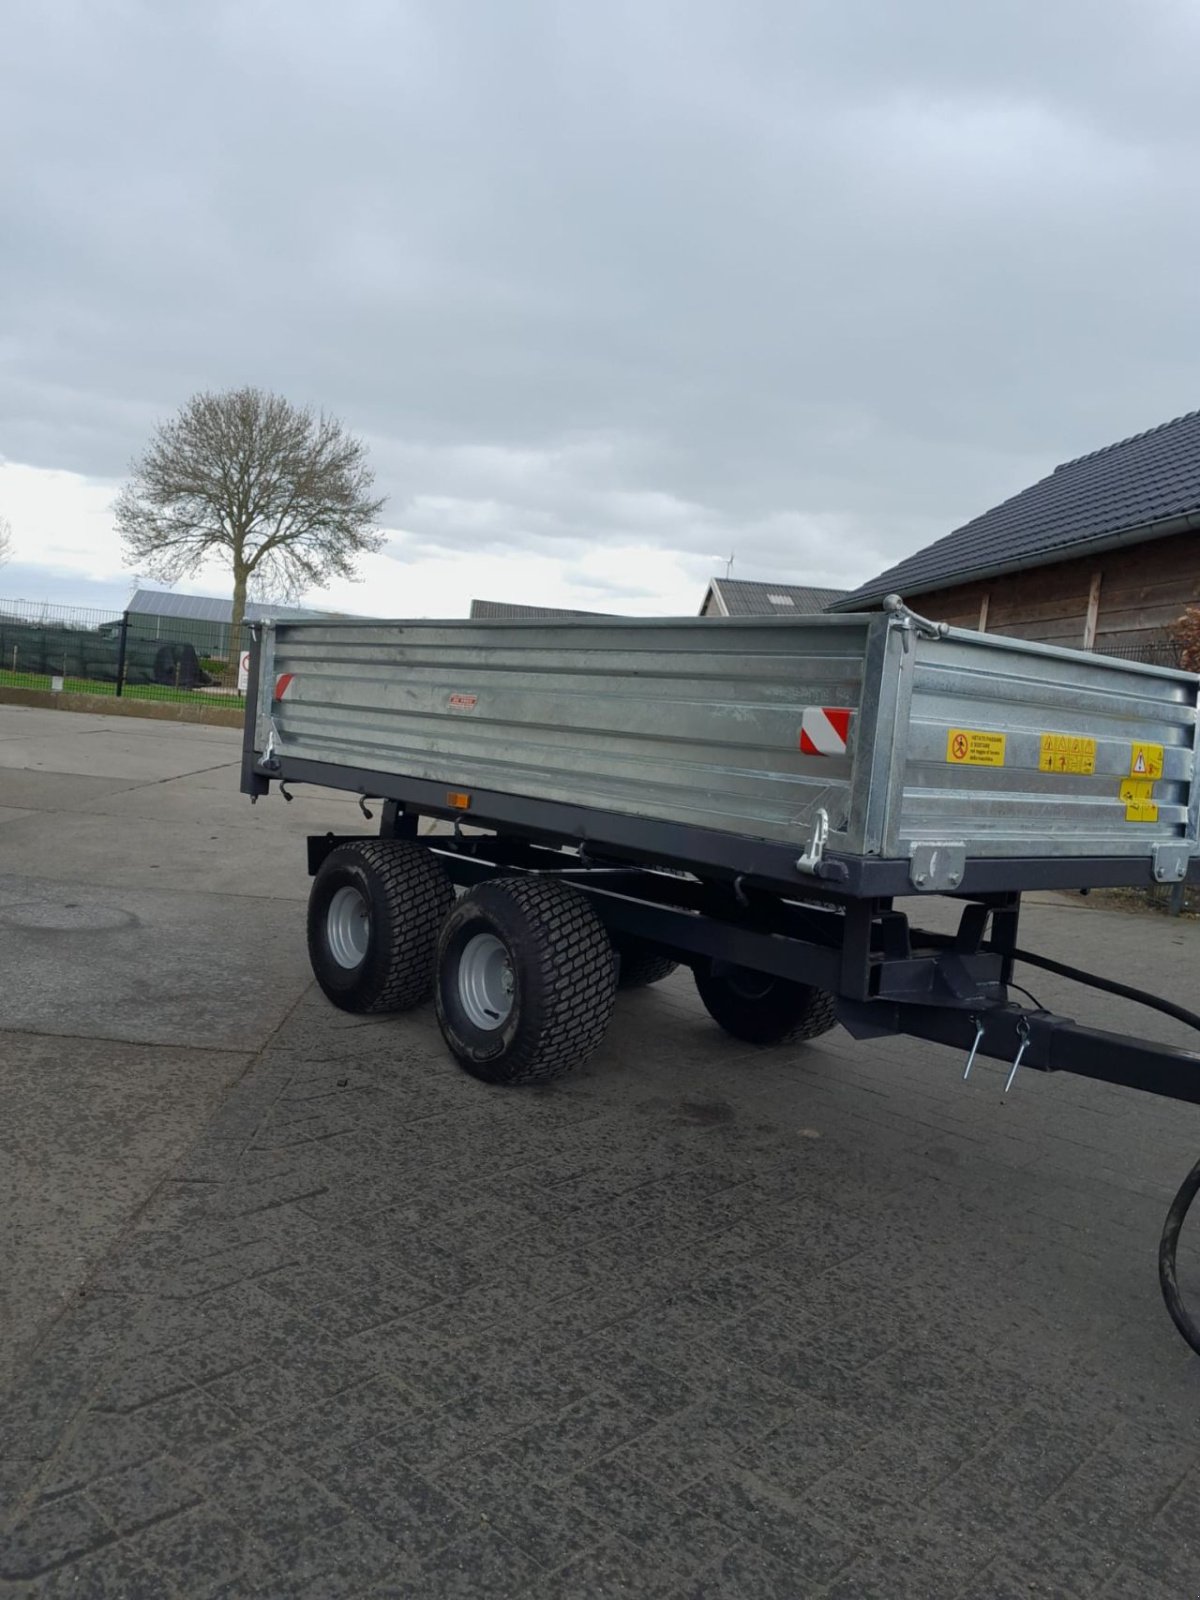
(114, 611, 130, 697)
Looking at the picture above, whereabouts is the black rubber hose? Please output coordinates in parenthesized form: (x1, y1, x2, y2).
(1012, 946, 1200, 1034)
(1160, 1160, 1200, 1355)
(1009, 944, 1200, 1355)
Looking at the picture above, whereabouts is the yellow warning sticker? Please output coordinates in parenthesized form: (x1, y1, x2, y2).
(1129, 741, 1164, 779)
(1125, 800, 1160, 823)
(1039, 734, 1097, 775)
(946, 729, 1006, 767)
(1120, 779, 1154, 803)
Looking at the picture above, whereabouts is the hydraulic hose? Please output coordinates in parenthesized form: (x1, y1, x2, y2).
(1010, 944, 1200, 1356)
(1159, 1161, 1200, 1355)
(1012, 946, 1200, 1034)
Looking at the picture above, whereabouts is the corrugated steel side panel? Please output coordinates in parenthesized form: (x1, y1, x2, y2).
(254, 615, 1199, 868)
(895, 631, 1199, 858)
(259, 616, 876, 848)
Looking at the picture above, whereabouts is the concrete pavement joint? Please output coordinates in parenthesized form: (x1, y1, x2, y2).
(0, 1025, 261, 1055)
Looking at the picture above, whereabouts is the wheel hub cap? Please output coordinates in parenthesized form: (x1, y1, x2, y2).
(327, 885, 370, 969)
(459, 932, 515, 1029)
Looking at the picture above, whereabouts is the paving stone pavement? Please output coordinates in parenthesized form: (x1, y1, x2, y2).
(5, 929, 1200, 1598)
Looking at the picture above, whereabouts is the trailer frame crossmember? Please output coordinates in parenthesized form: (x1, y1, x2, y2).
(304, 822, 1200, 1107)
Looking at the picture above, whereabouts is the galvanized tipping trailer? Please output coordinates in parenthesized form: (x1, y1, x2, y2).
(242, 599, 1200, 1349)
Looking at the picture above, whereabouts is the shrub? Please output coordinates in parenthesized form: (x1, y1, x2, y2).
(1172, 604, 1200, 672)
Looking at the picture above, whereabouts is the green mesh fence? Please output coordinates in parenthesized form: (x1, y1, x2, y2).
(0, 599, 248, 705)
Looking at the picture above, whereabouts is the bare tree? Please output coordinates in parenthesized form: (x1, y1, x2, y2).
(0, 515, 12, 567)
(115, 388, 386, 669)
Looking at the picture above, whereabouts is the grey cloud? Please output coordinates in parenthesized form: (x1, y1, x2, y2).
(3, 0, 1199, 596)
(0, 562, 130, 614)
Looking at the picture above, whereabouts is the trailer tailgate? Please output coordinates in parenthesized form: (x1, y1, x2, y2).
(896, 629, 1199, 863)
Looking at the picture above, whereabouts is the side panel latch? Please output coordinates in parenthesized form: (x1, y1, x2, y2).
(794, 808, 830, 876)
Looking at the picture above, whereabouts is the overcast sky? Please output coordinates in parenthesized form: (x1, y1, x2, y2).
(3, 0, 1199, 617)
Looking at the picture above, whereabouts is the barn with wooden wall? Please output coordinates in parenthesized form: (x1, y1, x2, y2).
(830, 409, 1200, 663)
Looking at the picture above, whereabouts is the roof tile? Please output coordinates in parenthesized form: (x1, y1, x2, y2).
(833, 407, 1200, 609)
(710, 580, 849, 616)
(468, 600, 611, 619)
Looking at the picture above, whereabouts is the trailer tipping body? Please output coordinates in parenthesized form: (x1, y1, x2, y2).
(246, 606, 1198, 897)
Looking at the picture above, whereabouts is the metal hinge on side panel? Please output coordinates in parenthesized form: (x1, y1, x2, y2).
(883, 594, 951, 642)
(909, 842, 966, 892)
(1152, 842, 1192, 883)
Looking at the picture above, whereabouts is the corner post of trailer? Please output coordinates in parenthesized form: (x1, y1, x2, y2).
(240, 627, 269, 799)
(1186, 671, 1200, 873)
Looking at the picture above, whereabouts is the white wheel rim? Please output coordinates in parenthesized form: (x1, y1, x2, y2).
(458, 932, 514, 1029)
(327, 885, 370, 969)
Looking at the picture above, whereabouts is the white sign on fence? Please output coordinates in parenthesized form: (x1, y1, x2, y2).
(237, 650, 251, 693)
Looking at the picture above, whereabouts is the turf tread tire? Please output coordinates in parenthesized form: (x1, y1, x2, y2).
(694, 968, 837, 1046)
(436, 876, 616, 1085)
(614, 937, 680, 990)
(308, 840, 453, 1014)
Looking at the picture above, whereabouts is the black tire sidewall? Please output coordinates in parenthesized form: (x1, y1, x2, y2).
(436, 892, 536, 1077)
(694, 965, 835, 1045)
(307, 850, 396, 1009)
(613, 934, 679, 990)
(435, 878, 616, 1084)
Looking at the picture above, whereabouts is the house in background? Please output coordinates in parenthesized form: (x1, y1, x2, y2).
(469, 600, 612, 619)
(829, 408, 1200, 663)
(126, 589, 332, 659)
(700, 578, 849, 617)
(471, 585, 852, 621)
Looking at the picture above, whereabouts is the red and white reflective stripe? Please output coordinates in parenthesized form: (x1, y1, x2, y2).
(273, 673, 296, 702)
(799, 706, 852, 756)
